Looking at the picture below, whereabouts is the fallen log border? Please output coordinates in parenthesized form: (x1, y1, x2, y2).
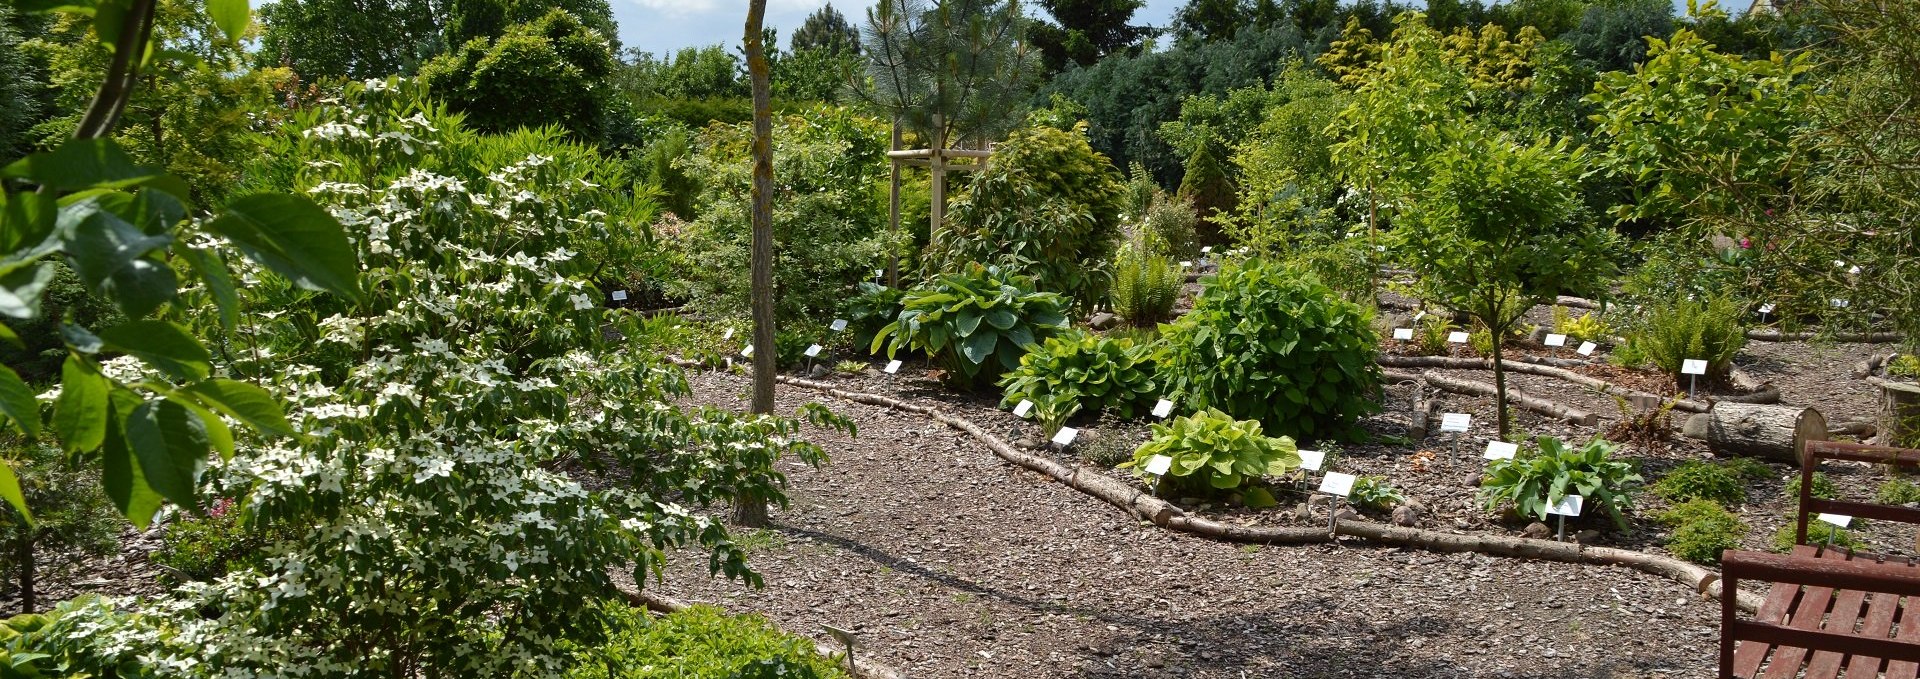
(620, 586, 906, 679)
(1747, 329, 1904, 343)
(673, 357, 1762, 614)
(1378, 354, 1710, 413)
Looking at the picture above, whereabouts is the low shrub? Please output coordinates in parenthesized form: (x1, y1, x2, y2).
(1658, 498, 1748, 564)
(1623, 295, 1748, 389)
(1607, 393, 1678, 450)
(871, 264, 1070, 389)
(1654, 460, 1748, 506)
(840, 282, 907, 352)
(1785, 471, 1837, 501)
(1138, 195, 1200, 261)
(1480, 436, 1643, 530)
(151, 499, 277, 582)
(1876, 477, 1920, 505)
(1771, 522, 1859, 553)
(1120, 408, 1301, 499)
(567, 603, 848, 679)
(1416, 313, 1455, 356)
(1110, 245, 1182, 328)
(1158, 258, 1380, 441)
(1890, 355, 1920, 379)
(1349, 476, 1406, 512)
(1552, 306, 1613, 343)
(999, 330, 1159, 432)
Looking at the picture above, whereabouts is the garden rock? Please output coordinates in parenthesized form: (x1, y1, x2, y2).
(1575, 530, 1602, 544)
(1392, 504, 1422, 527)
(1087, 312, 1118, 330)
(1523, 522, 1552, 539)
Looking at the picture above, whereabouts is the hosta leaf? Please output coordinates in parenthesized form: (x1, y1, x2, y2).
(961, 330, 997, 365)
(984, 309, 1016, 330)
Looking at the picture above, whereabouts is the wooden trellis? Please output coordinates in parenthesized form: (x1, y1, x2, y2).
(882, 114, 991, 286)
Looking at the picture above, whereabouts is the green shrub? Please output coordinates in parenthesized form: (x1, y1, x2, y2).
(1623, 295, 1748, 388)
(1480, 436, 1644, 530)
(931, 123, 1129, 311)
(1785, 471, 1837, 501)
(1139, 195, 1200, 261)
(1771, 522, 1859, 553)
(1416, 313, 1456, 356)
(1120, 408, 1301, 499)
(1724, 457, 1775, 481)
(1654, 460, 1748, 506)
(567, 603, 848, 679)
(871, 264, 1071, 389)
(1658, 498, 1748, 564)
(999, 330, 1159, 432)
(1877, 477, 1920, 505)
(1110, 245, 1181, 328)
(840, 282, 907, 352)
(1350, 476, 1406, 512)
(151, 498, 276, 582)
(1889, 355, 1920, 378)
(1552, 306, 1613, 344)
(1158, 258, 1381, 441)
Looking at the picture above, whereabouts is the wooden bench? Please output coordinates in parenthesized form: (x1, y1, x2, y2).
(1721, 441, 1920, 678)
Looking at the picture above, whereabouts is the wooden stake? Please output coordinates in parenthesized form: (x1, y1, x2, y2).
(887, 117, 901, 287)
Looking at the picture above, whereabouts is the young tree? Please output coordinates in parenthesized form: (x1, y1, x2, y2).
(737, 0, 777, 527)
(419, 8, 617, 138)
(852, 0, 1041, 145)
(1398, 130, 1612, 440)
(1028, 0, 1149, 72)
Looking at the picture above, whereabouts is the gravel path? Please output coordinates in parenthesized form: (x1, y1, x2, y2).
(656, 370, 1723, 679)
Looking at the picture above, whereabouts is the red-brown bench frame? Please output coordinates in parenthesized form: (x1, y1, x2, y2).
(1720, 441, 1920, 678)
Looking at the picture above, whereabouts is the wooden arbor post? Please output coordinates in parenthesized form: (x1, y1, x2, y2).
(884, 113, 991, 285)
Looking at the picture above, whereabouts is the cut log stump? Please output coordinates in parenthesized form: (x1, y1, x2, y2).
(1682, 402, 1827, 464)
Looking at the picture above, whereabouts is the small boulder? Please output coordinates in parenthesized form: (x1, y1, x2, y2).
(1294, 502, 1312, 518)
(1464, 473, 1483, 488)
(1392, 504, 1422, 527)
(1308, 494, 1331, 508)
(1088, 312, 1119, 330)
(807, 363, 831, 379)
(1522, 522, 1552, 539)
(1334, 508, 1359, 522)
(1574, 529, 1602, 544)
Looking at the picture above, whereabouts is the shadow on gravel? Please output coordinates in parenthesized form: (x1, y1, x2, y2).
(1066, 606, 1700, 679)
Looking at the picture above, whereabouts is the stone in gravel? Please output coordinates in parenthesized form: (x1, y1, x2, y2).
(1392, 504, 1421, 527)
(1294, 502, 1312, 518)
(1308, 495, 1330, 507)
(1523, 522, 1552, 539)
(1335, 508, 1359, 521)
(1464, 473, 1483, 487)
(1574, 530, 1601, 544)
(807, 364, 831, 379)
(1088, 312, 1119, 330)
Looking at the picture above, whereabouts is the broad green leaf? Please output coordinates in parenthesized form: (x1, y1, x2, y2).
(0, 364, 37, 438)
(954, 309, 982, 336)
(205, 193, 362, 300)
(960, 331, 997, 365)
(205, 0, 248, 41)
(125, 399, 209, 509)
(54, 355, 109, 453)
(183, 378, 293, 437)
(0, 262, 56, 319)
(984, 309, 1016, 330)
(0, 138, 189, 198)
(100, 257, 179, 318)
(171, 397, 233, 461)
(0, 321, 16, 348)
(59, 199, 170, 287)
(101, 399, 164, 528)
(0, 191, 59, 274)
(98, 320, 211, 381)
(176, 246, 238, 330)
(0, 457, 29, 525)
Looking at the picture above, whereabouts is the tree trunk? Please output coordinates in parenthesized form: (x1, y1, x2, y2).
(17, 530, 34, 614)
(1681, 403, 1828, 464)
(1491, 332, 1511, 440)
(1870, 378, 1920, 448)
(886, 117, 902, 287)
(735, 0, 775, 528)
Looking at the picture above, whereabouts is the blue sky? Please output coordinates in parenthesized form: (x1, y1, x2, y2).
(612, 0, 1186, 57)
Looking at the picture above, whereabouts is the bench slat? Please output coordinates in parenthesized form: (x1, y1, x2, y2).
(1887, 596, 1920, 679)
(1842, 591, 1900, 678)
(1806, 585, 1870, 679)
(1762, 578, 1839, 679)
(1737, 580, 1804, 678)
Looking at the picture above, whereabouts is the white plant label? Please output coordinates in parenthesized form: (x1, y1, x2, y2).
(1051, 427, 1079, 446)
(1849, 265, 1862, 275)
(830, 319, 848, 332)
(1179, 260, 1193, 268)
(884, 360, 902, 374)
(1318, 471, 1356, 497)
(1759, 303, 1776, 314)
(804, 344, 823, 358)
(1413, 311, 1427, 322)
(1151, 399, 1174, 418)
(1483, 441, 1518, 461)
(1392, 328, 1414, 341)
(1012, 400, 1034, 417)
(611, 290, 628, 301)
(1447, 331, 1470, 344)
(1201, 246, 1213, 254)
(1297, 449, 1326, 471)
(1681, 359, 1708, 375)
(723, 327, 735, 340)
(1144, 454, 1173, 476)
(1577, 341, 1598, 356)
(1818, 513, 1852, 528)
(1544, 333, 1568, 347)
(1440, 413, 1471, 433)
(740, 344, 753, 357)
(1832, 298, 1851, 309)
(1547, 494, 1584, 517)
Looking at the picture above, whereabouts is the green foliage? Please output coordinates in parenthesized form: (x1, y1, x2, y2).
(1654, 460, 1748, 506)
(1217, 67, 1347, 256)
(833, 360, 867, 375)
(1120, 408, 1301, 496)
(1109, 244, 1181, 328)
(1552, 307, 1613, 343)
(1621, 295, 1747, 387)
(1159, 257, 1381, 441)
(1480, 436, 1643, 530)
(1138, 194, 1201, 261)
(1415, 313, 1456, 356)
(1028, 0, 1151, 72)
(0, 263, 124, 383)
(872, 264, 1070, 389)
(791, 4, 859, 55)
(852, 0, 1041, 143)
(675, 107, 890, 324)
(1785, 471, 1838, 501)
(419, 9, 616, 139)
(1658, 498, 1747, 564)
(1875, 476, 1920, 506)
(931, 123, 1128, 311)
(1772, 522, 1858, 553)
(1889, 355, 1920, 379)
(150, 498, 275, 582)
(566, 603, 848, 679)
(1561, 0, 1674, 72)
(1349, 476, 1406, 512)
(999, 330, 1158, 429)
(841, 282, 907, 352)
(0, 443, 119, 610)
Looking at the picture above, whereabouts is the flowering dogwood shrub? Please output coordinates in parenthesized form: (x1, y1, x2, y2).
(29, 80, 848, 677)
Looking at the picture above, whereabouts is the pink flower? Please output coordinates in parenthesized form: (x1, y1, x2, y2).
(1739, 238, 1751, 249)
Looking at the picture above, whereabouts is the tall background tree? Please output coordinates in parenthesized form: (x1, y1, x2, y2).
(419, 8, 617, 138)
(852, 0, 1042, 145)
(791, 3, 860, 55)
(1028, 0, 1150, 73)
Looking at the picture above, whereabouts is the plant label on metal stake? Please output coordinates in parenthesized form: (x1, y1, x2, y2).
(1547, 494, 1583, 541)
(829, 319, 848, 332)
(884, 359, 902, 375)
(1297, 449, 1326, 471)
(1576, 341, 1597, 356)
(1392, 328, 1413, 341)
(1544, 333, 1567, 347)
(1483, 441, 1517, 461)
(1319, 471, 1355, 533)
(1817, 512, 1852, 548)
(1151, 399, 1174, 419)
(1441, 413, 1470, 455)
(1144, 454, 1172, 476)
(740, 344, 753, 358)
(1051, 427, 1079, 449)
(1447, 331, 1470, 344)
(822, 624, 858, 674)
(805, 344, 823, 358)
(1413, 310, 1427, 322)
(723, 327, 735, 341)
(1682, 359, 1707, 397)
(611, 290, 627, 303)
(1013, 400, 1034, 418)
(1179, 260, 1192, 269)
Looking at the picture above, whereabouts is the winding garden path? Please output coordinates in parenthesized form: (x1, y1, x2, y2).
(656, 370, 1724, 679)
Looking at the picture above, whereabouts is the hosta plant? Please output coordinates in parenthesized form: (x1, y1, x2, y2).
(999, 330, 1159, 430)
(1158, 258, 1380, 440)
(871, 264, 1070, 388)
(1349, 476, 1407, 512)
(1480, 436, 1643, 531)
(1120, 408, 1301, 498)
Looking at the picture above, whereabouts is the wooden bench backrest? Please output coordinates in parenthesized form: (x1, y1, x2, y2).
(1796, 441, 1920, 547)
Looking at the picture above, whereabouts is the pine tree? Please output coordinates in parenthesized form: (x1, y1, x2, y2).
(792, 3, 860, 55)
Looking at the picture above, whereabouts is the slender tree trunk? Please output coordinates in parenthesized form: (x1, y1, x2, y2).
(734, 0, 776, 528)
(1491, 322, 1511, 441)
(887, 118, 902, 287)
(17, 531, 34, 614)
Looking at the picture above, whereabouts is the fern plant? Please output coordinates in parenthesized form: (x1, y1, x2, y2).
(1623, 295, 1747, 388)
(1110, 245, 1182, 328)
(1480, 436, 1643, 531)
